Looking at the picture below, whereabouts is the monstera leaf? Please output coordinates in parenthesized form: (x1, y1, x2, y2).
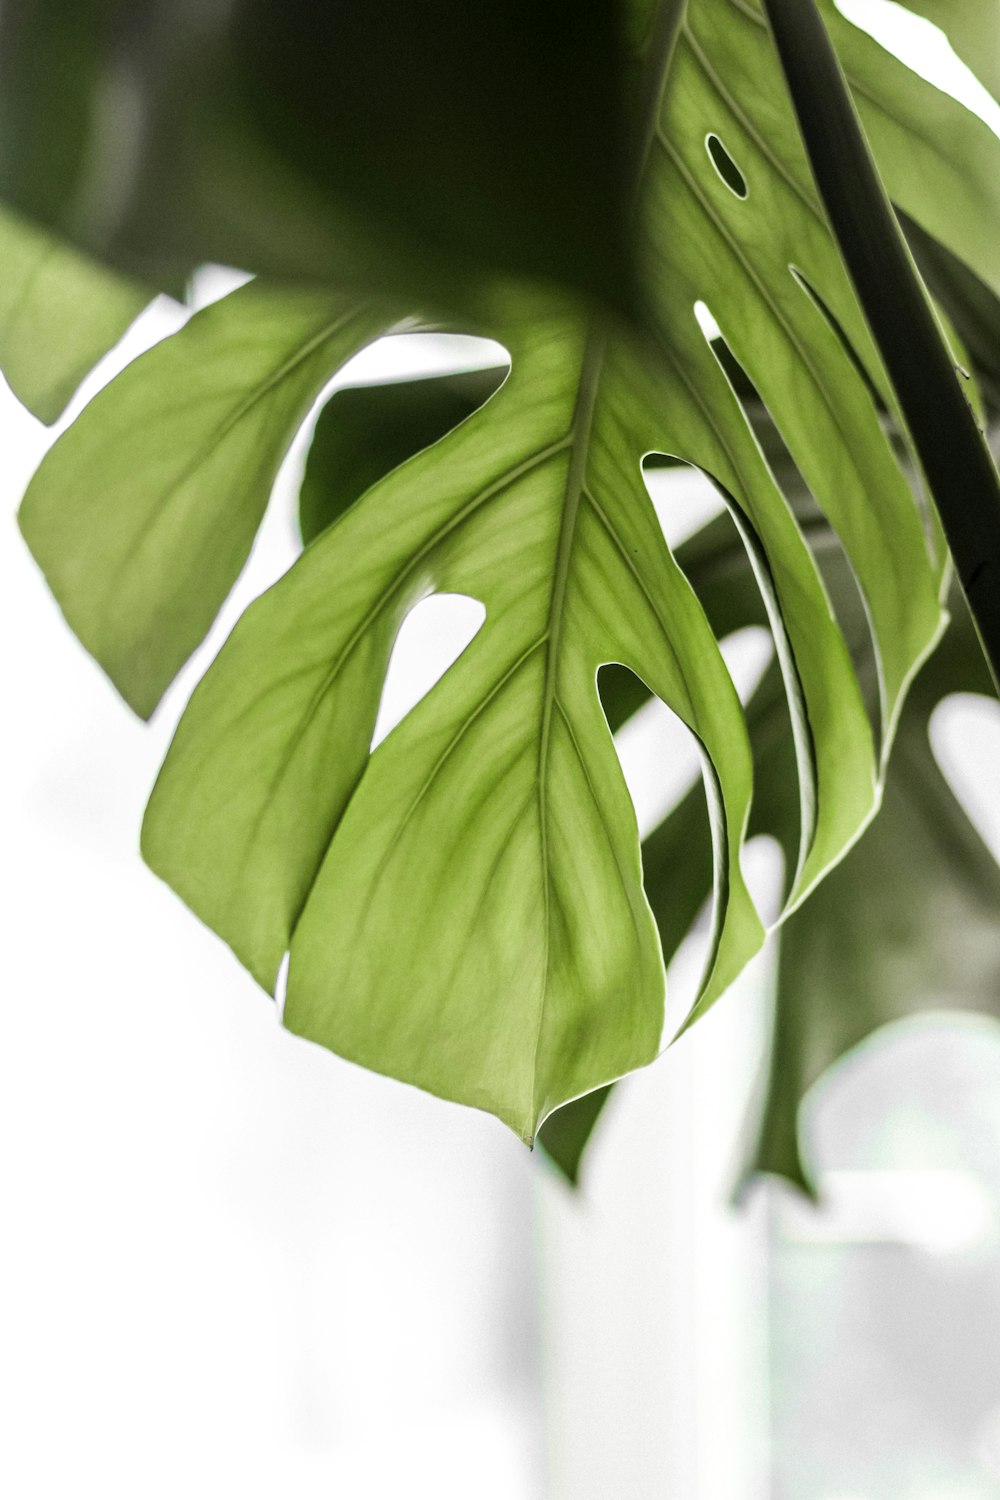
(296, 267, 1000, 1183)
(12, 0, 1000, 1142)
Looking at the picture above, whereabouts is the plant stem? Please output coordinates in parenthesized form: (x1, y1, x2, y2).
(760, 0, 1000, 693)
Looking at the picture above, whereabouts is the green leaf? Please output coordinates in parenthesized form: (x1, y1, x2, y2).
(142, 315, 764, 1141)
(18, 282, 389, 717)
(0, 205, 147, 423)
(762, 0, 1000, 685)
(27, 0, 998, 1142)
(140, 0, 960, 1135)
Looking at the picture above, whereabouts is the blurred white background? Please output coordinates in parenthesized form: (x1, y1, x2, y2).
(3, 4, 1000, 1497)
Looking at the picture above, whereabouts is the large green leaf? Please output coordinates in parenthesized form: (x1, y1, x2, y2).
(142, 314, 763, 1140)
(0, 205, 146, 423)
(137, 0, 972, 1136)
(22, 0, 1000, 1140)
(19, 282, 389, 717)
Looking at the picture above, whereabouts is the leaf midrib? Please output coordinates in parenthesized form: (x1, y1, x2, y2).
(230, 439, 571, 892)
(530, 332, 606, 1118)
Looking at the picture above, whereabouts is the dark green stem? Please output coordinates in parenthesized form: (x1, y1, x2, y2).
(760, 0, 1000, 693)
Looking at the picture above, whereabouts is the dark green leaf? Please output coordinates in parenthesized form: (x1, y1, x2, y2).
(0, 0, 640, 315)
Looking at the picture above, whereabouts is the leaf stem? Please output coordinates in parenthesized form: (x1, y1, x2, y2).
(760, 0, 1000, 693)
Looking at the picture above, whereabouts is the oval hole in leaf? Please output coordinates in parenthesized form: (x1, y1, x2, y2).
(705, 133, 748, 199)
(693, 297, 722, 342)
(371, 592, 486, 750)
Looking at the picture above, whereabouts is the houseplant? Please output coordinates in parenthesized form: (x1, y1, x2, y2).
(3, 0, 999, 1184)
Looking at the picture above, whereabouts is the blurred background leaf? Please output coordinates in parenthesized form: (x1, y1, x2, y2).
(0, 0, 638, 316)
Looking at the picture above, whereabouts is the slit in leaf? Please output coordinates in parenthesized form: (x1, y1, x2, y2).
(705, 132, 749, 199)
(701, 310, 884, 743)
(789, 263, 886, 415)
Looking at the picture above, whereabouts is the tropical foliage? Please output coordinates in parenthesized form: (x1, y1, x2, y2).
(5, 0, 1000, 1175)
